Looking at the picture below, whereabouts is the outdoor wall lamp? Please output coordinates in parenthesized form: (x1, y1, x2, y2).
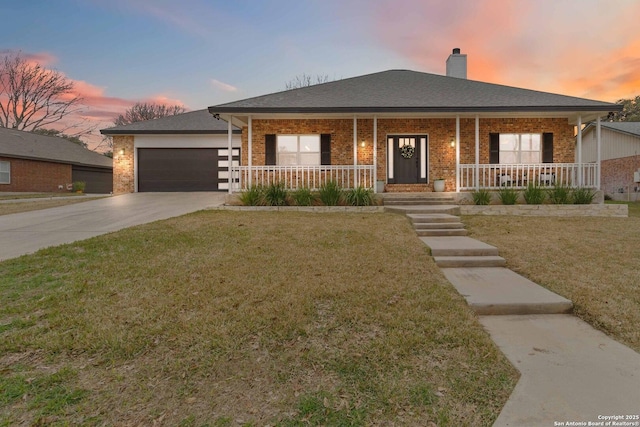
(361, 139, 366, 147)
(119, 148, 125, 156)
(450, 139, 455, 148)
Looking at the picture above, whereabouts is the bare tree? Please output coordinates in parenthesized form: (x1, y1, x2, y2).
(285, 73, 331, 90)
(113, 102, 186, 126)
(0, 53, 82, 131)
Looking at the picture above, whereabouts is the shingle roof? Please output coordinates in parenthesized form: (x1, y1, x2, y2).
(600, 121, 640, 138)
(100, 109, 240, 135)
(209, 69, 621, 114)
(0, 127, 112, 168)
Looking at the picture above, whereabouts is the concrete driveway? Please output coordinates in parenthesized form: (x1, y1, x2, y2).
(0, 192, 226, 261)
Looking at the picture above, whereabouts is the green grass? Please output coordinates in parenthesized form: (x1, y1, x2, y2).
(0, 211, 516, 426)
(465, 202, 640, 352)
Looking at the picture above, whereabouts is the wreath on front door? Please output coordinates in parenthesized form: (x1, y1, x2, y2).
(400, 144, 415, 159)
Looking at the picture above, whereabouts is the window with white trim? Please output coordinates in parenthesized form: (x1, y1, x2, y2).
(277, 135, 320, 165)
(0, 161, 10, 184)
(499, 134, 541, 164)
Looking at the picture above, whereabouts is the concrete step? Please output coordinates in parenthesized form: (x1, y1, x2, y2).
(414, 222, 465, 229)
(384, 198, 455, 206)
(442, 267, 573, 315)
(420, 236, 499, 256)
(407, 213, 461, 223)
(434, 255, 506, 267)
(385, 205, 461, 215)
(417, 229, 468, 237)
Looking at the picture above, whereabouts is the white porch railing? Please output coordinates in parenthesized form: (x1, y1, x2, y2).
(459, 163, 598, 190)
(230, 165, 375, 192)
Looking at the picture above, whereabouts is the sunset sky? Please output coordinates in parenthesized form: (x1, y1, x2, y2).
(2, 0, 639, 150)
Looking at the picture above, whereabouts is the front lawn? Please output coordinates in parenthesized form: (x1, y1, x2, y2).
(465, 202, 640, 353)
(0, 211, 517, 426)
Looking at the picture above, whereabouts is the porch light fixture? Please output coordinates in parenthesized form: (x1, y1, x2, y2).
(119, 148, 125, 156)
(450, 139, 455, 148)
(361, 139, 366, 147)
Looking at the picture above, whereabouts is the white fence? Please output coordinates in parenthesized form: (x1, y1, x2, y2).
(459, 163, 598, 190)
(230, 165, 375, 192)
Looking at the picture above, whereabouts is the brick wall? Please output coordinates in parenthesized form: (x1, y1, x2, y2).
(242, 117, 575, 192)
(602, 155, 640, 195)
(0, 156, 71, 192)
(112, 135, 135, 194)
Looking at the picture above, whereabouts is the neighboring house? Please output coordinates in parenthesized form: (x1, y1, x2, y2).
(206, 49, 621, 194)
(581, 122, 640, 199)
(0, 127, 113, 193)
(101, 109, 241, 193)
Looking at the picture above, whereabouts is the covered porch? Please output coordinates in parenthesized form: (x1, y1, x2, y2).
(221, 113, 605, 193)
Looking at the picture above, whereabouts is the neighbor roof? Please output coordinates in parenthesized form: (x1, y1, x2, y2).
(600, 122, 640, 138)
(100, 109, 240, 135)
(0, 127, 112, 169)
(209, 69, 621, 115)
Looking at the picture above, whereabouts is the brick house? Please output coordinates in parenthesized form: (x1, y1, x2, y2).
(208, 49, 621, 194)
(580, 122, 640, 199)
(0, 127, 113, 193)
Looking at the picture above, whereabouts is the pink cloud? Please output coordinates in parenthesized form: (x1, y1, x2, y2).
(211, 79, 238, 92)
(367, 0, 640, 102)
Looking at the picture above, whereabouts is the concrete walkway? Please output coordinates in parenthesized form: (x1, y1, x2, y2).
(0, 192, 226, 261)
(392, 204, 640, 426)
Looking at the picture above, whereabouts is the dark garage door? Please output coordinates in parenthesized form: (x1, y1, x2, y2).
(138, 148, 221, 192)
(72, 166, 113, 194)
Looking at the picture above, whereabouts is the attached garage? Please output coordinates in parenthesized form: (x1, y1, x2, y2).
(101, 110, 241, 194)
(137, 148, 239, 192)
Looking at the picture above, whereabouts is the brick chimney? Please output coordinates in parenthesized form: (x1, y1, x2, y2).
(446, 48, 467, 79)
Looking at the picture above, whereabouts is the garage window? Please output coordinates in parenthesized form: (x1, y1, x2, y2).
(0, 161, 9, 184)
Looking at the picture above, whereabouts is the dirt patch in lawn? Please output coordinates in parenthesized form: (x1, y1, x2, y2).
(0, 211, 517, 426)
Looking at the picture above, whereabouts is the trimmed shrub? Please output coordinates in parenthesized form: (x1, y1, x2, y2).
(292, 187, 314, 206)
(239, 185, 264, 206)
(345, 186, 374, 206)
(264, 182, 288, 206)
(471, 189, 492, 205)
(319, 181, 343, 206)
(497, 187, 519, 205)
(572, 187, 596, 204)
(523, 183, 546, 204)
(548, 185, 572, 204)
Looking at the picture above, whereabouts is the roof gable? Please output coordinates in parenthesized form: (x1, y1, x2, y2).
(209, 70, 621, 114)
(100, 109, 240, 135)
(0, 128, 112, 168)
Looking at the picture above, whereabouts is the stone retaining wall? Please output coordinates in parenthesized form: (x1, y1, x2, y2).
(211, 206, 385, 213)
(460, 204, 628, 217)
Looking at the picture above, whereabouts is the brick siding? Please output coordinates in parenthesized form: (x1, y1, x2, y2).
(0, 156, 72, 192)
(112, 135, 135, 194)
(242, 117, 575, 192)
(601, 155, 640, 195)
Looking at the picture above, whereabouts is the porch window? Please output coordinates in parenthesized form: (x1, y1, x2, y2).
(499, 134, 541, 164)
(277, 135, 320, 165)
(0, 161, 9, 184)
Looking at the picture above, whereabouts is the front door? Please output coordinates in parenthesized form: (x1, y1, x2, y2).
(390, 135, 426, 184)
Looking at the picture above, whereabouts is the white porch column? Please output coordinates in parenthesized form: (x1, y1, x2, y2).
(353, 116, 358, 187)
(577, 115, 583, 187)
(248, 115, 252, 188)
(596, 116, 602, 190)
(228, 115, 233, 194)
(455, 115, 460, 192)
(475, 115, 480, 190)
(373, 115, 378, 193)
